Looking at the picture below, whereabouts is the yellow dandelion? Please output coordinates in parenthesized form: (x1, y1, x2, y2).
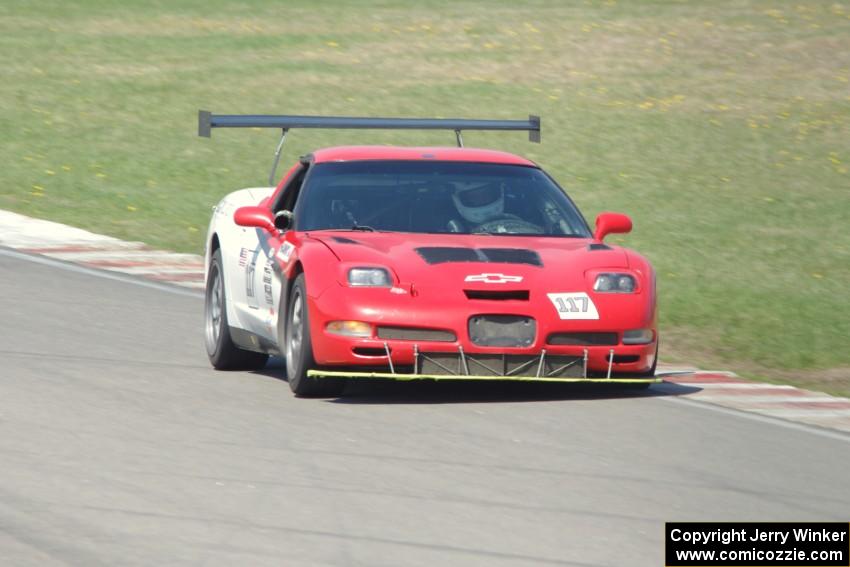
(32, 184, 44, 191)
(61, 165, 71, 171)
(45, 169, 55, 175)
(96, 172, 107, 178)
(127, 205, 137, 212)
(812, 273, 823, 279)
(325, 41, 339, 48)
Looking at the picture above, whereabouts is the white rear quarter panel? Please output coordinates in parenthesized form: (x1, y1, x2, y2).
(204, 187, 275, 333)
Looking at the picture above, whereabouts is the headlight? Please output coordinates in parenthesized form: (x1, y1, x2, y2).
(326, 321, 373, 337)
(623, 329, 654, 344)
(594, 273, 636, 293)
(348, 267, 392, 287)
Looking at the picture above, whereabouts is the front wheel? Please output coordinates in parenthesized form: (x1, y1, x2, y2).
(205, 249, 269, 370)
(285, 274, 345, 397)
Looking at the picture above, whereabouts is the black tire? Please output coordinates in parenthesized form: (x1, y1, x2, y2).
(285, 274, 345, 397)
(205, 249, 269, 370)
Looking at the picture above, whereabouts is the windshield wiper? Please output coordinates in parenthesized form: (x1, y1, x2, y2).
(350, 224, 375, 232)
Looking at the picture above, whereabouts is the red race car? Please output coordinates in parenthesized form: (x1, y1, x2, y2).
(200, 111, 659, 397)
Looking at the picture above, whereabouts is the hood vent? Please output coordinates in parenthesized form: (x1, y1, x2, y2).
(332, 236, 361, 244)
(587, 243, 612, 251)
(465, 290, 529, 301)
(416, 247, 542, 267)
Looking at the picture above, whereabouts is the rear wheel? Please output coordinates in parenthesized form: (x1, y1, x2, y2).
(205, 249, 269, 370)
(285, 274, 345, 397)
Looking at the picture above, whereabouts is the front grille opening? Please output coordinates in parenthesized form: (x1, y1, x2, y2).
(468, 315, 536, 347)
(547, 332, 618, 346)
(464, 290, 530, 301)
(352, 347, 388, 357)
(376, 326, 456, 342)
(606, 354, 640, 364)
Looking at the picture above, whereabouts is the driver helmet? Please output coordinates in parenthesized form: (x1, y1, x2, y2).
(451, 182, 504, 224)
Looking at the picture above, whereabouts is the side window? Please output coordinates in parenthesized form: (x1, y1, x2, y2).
(273, 164, 309, 214)
(271, 163, 310, 232)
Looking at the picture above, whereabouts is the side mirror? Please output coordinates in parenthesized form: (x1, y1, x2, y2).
(274, 210, 294, 231)
(234, 206, 276, 233)
(594, 212, 632, 241)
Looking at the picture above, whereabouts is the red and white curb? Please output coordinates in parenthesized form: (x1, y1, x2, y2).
(2, 209, 848, 434)
(0, 210, 204, 289)
(658, 370, 850, 434)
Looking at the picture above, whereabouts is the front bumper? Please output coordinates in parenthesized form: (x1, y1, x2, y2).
(308, 284, 657, 376)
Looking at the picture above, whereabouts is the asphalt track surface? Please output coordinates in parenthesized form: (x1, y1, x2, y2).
(1, 249, 848, 567)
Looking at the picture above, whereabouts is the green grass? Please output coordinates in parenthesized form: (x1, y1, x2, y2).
(1, 0, 848, 394)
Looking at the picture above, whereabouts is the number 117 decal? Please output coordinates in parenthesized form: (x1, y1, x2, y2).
(546, 292, 600, 320)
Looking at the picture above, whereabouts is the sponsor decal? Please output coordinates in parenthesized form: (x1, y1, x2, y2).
(238, 247, 249, 268)
(276, 242, 295, 263)
(547, 292, 599, 320)
(246, 261, 256, 298)
(464, 273, 523, 284)
(263, 265, 274, 305)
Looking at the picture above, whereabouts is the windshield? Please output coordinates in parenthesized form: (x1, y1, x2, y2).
(296, 161, 592, 237)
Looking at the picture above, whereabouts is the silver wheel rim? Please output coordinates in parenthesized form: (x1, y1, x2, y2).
(288, 291, 304, 364)
(205, 267, 223, 353)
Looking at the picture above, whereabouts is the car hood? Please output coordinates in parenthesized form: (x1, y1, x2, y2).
(307, 231, 629, 290)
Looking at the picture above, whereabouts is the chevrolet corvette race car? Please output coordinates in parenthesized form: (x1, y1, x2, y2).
(199, 111, 659, 396)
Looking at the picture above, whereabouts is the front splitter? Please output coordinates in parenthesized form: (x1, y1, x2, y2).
(308, 370, 661, 384)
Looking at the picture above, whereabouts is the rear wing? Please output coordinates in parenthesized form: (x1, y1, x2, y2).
(198, 110, 541, 185)
(198, 110, 540, 143)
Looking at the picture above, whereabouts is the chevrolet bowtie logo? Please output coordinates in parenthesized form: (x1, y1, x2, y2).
(464, 273, 524, 284)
